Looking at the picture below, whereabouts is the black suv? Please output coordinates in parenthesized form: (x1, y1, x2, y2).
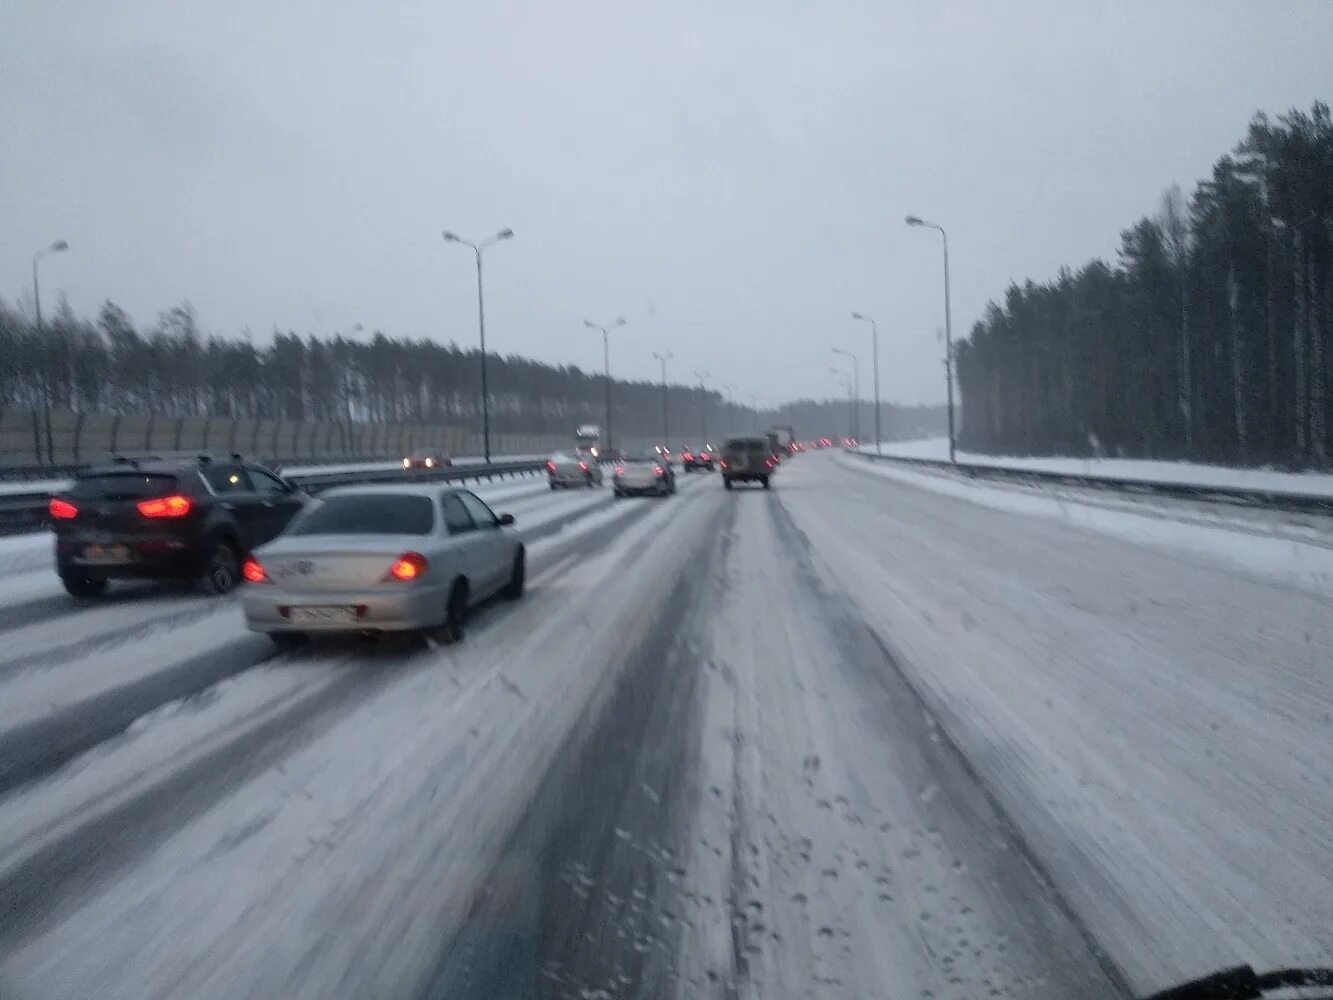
(48, 454, 307, 597)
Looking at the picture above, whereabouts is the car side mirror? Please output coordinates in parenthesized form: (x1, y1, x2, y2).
(498, 513, 515, 527)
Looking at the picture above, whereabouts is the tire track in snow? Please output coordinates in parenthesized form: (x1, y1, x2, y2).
(0, 477, 718, 952)
(0, 629, 271, 795)
(0, 478, 691, 775)
(0, 655, 390, 947)
(763, 486, 1133, 999)
(413, 482, 730, 1000)
(0, 595, 225, 676)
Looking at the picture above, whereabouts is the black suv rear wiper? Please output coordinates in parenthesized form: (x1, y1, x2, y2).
(1145, 965, 1333, 999)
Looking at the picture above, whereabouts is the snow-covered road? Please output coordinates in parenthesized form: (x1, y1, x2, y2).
(0, 454, 1328, 999)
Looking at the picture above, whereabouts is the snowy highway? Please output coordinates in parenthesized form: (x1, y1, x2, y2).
(0, 452, 1329, 999)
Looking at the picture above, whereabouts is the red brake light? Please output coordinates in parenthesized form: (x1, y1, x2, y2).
(242, 558, 268, 584)
(579, 460, 589, 471)
(654, 465, 665, 476)
(547, 460, 557, 472)
(719, 460, 728, 469)
(49, 498, 79, 520)
(387, 552, 428, 582)
(137, 494, 193, 518)
(615, 467, 625, 476)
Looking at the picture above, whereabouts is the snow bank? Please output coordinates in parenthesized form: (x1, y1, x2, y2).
(858, 438, 1333, 498)
(840, 450, 1333, 597)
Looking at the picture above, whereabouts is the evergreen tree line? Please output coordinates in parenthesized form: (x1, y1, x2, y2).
(0, 297, 944, 448)
(955, 102, 1333, 468)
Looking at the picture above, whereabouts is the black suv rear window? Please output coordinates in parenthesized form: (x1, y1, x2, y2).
(69, 473, 181, 499)
(287, 494, 434, 536)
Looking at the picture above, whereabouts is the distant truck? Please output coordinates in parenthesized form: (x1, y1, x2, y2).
(575, 424, 606, 459)
(770, 426, 797, 452)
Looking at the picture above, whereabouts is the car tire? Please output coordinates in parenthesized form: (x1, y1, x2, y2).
(60, 573, 107, 598)
(724, 479, 733, 490)
(440, 579, 469, 644)
(198, 539, 241, 595)
(270, 632, 307, 652)
(501, 548, 526, 600)
(762, 477, 771, 490)
(549, 481, 559, 491)
(586, 475, 595, 488)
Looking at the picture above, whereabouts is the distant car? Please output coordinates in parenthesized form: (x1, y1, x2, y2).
(720, 435, 777, 490)
(681, 445, 715, 472)
(241, 485, 525, 647)
(546, 450, 603, 489)
(47, 454, 308, 597)
(614, 450, 677, 497)
(402, 453, 452, 471)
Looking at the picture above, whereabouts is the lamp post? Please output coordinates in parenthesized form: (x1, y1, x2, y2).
(851, 311, 880, 453)
(442, 227, 514, 463)
(905, 215, 955, 463)
(584, 317, 626, 454)
(693, 370, 710, 443)
(831, 347, 860, 440)
(33, 240, 69, 465)
(721, 382, 736, 436)
(830, 367, 854, 440)
(652, 351, 673, 447)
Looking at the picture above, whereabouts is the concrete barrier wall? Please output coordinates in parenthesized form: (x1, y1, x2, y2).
(0, 409, 584, 468)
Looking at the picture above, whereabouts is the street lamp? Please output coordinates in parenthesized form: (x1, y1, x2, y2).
(33, 239, 70, 465)
(652, 351, 673, 447)
(905, 214, 955, 463)
(829, 367, 854, 440)
(584, 317, 627, 453)
(693, 370, 710, 443)
(721, 382, 736, 435)
(442, 227, 514, 463)
(831, 347, 860, 441)
(851, 311, 881, 453)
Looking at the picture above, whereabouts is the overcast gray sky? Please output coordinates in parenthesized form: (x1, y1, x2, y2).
(3, 0, 1331, 406)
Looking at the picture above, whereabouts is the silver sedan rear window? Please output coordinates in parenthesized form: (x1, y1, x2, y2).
(287, 494, 434, 535)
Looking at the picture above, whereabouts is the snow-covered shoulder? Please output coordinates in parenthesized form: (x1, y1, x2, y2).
(858, 438, 1333, 498)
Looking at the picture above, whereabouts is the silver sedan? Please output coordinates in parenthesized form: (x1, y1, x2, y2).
(613, 451, 677, 497)
(546, 450, 603, 489)
(241, 484, 524, 646)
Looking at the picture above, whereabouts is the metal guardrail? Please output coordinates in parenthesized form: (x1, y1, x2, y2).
(0, 459, 546, 536)
(0, 454, 377, 484)
(852, 450, 1333, 518)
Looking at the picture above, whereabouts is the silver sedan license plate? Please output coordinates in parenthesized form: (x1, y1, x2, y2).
(290, 606, 358, 624)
